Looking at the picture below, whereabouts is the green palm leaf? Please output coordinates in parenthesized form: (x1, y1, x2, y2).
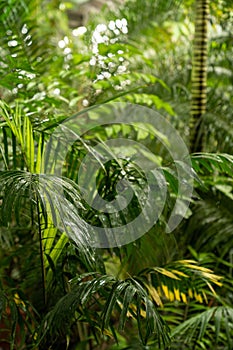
(171, 306, 233, 349)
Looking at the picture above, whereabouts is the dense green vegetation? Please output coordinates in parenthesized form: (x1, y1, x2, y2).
(0, 0, 232, 349)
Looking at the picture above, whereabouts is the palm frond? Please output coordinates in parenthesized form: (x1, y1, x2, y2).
(0, 287, 38, 350)
(139, 259, 222, 305)
(184, 192, 233, 259)
(187, 153, 233, 257)
(171, 305, 233, 349)
(40, 273, 170, 348)
(0, 102, 35, 172)
(191, 153, 233, 176)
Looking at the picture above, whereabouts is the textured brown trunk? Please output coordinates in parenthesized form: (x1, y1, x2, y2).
(190, 0, 209, 153)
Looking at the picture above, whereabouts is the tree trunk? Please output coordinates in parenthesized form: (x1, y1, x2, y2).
(190, 0, 209, 152)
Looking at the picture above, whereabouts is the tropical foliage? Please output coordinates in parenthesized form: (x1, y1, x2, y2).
(0, 0, 232, 349)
